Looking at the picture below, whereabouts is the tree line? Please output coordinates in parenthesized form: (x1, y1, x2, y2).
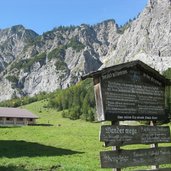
(48, 79, 95, 121)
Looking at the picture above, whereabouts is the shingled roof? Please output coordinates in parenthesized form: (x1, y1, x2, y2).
(82, 60, 171, 85)
(0, 107, 38, 119)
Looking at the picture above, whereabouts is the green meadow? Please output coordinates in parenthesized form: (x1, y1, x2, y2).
(0, 100, 171, 171)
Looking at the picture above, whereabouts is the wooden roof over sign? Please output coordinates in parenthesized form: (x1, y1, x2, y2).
(82, 60, 171, 85)
(82, 60, 171, 122)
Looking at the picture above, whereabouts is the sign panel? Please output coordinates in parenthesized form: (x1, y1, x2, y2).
(101, 68, 166, 121)
(100, 147, 171, 168)
(100, 125, 171, 146)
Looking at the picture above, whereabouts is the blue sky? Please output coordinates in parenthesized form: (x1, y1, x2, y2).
(1, 0, 147, 34)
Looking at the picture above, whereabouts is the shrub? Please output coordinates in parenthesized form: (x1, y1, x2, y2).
(6, 75, 18, 83)
(66, 38, 85, 52)
(48, 47, 65, 61)
(55, 60, 67, 71)
(10, 52, 46, 72)
(23, 52, 46, 71)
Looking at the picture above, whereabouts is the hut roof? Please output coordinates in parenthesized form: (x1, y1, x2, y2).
(0, 107, 38, 119)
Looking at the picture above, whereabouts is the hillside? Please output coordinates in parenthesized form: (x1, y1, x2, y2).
(0, 100, 104, 171)
(0, 100, 170, 171)
(0, 0, 171, 101)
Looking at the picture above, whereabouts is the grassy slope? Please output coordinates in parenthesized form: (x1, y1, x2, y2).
(0, 100, 170, 171)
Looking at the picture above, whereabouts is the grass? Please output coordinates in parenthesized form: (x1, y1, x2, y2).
(0, 100, 170, 171)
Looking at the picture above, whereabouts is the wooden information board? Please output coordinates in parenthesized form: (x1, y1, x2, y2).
(101, 68, 166, 121)
(100, 125, 171, 146)
(100, 147, 171, 168)
(81, 61, 171, 122)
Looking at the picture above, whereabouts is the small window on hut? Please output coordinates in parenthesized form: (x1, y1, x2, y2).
(17, 118, 23, 121)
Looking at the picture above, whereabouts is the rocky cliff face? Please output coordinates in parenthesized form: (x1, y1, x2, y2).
(105, 0, 171, 72)
(0, 20, 119, 100)
(0, 25, 38, 72)
(1, 0, 171, 101)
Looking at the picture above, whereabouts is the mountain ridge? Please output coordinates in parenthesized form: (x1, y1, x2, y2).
(0, 19, 119, 100)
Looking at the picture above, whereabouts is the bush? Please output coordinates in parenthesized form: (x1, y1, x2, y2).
(6, 75, 18, 83)
(68, 106, 81, 120)
(48, 47, 65, 61)
(6, 75, 19, 89)
(55, 59, 67, 71)
(22, 52, 46, 72)
(10, 52, 46, 72)
(66, 38, 85, 52)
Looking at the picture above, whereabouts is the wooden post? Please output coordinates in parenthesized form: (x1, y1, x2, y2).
(111, 121, 121, 171)
(3, 117, 6, 125)
(14, 118, 17, 125)
(150, 121, 159, 170)
(23, 118, 28, 125)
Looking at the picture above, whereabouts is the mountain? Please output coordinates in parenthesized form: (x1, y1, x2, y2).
(0, 0, 171, 101)
(0, 20, 119, 101)
(104, 0, 171, 71)
(0, 25, 38, 71)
